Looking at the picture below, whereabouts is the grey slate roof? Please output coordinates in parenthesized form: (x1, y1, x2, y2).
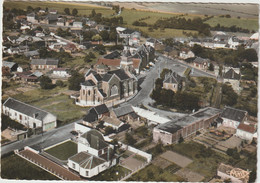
(24, 50, 39, 57)
(31, 58, 59, 66)
(82, 80, 95, 86)
(224, 68, 240, 80)
(2, 61, 17, 69)
(104, 51, 121, 59)
(69, 152, 106, 169)
(108, 69, 130, 81)
(92, 104, 109, 115)
(3, 98, 54, 121)
(81, 130, 109, 150)
(194, 57, 209, 64)
(221, 107, 247, 123)
(164, 72, 182, 84)
(83, 112, 98, 123)
(113, 105, 134, 117)
(157, 107, 221, 133)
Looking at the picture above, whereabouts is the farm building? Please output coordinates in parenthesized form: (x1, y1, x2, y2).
(153, 107, 221, 144)
(2, 98, 57, 131)
(220, 107, 247, 129)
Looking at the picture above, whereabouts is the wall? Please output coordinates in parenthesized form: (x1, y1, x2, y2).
(236, 129, 254, 141)
(120, 143, 152, 162)
(75, 123, 91, 134)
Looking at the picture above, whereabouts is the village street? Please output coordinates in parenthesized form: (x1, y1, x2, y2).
(1, 119, 81, 156)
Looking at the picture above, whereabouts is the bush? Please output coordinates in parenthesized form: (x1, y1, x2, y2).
(39, 76, 54, 89)
(56, 80, 64, 87)
(125, 132, 136, 145)
(1, 114, 26, 131)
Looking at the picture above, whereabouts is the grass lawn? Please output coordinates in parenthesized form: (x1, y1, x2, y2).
(126, 164, 185, 182)
(91, 165, 131, 181)
(12, 87, 87, 124)
(45, 140, 77, 161)
(1, 154, 60, 180)
(205, 16, 258, 31)
(128, 25, 198, 38)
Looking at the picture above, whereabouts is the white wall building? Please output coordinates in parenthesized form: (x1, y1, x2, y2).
(2, 98, 57, 131)
(220, 107, 247, 129)
(235, 122, 257, 141)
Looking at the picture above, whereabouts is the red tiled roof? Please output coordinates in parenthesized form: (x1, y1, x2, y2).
(97, 58, 141, 69)
(237, 123, 256, 133)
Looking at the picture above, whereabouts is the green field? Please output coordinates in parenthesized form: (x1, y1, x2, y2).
(1, 153, 60, 180)
(12, 87, 87, 124)
(4, 1, 114, 17)
(45, 140, 77, 160)
(205, 16, 258, 31)
(127, 164, 185, 182)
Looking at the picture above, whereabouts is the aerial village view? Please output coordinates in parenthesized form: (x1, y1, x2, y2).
(0, 0, 259, 182)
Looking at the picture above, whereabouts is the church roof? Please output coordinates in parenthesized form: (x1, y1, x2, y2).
(82, 80, 95, 86)
(108, 69, 130, 80)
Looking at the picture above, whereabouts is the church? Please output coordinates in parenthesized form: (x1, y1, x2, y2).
(75, 51, 138, 107)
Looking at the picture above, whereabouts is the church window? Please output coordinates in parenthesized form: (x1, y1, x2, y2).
(88, 90, 90, 95)
(110, 85, 118, 96)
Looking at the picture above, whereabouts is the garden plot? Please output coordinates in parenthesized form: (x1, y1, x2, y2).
(120, 151, 147, 171)
(160, 151, 193, 168)
(152, 156, 172, 169)
(175, 168, 204, 182)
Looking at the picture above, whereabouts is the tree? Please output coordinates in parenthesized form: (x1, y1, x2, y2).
(91, 9, 96, 17)
(64, 8, 70, 15)
(109, 31, 117, 44)
(91, 34, 102, 41)
(104, 126, 115, 135)
(88, 52, 96, 59)
(178, 135, 184, 143)
(99, 30, 109, 42)
(68, 71, 84, 90)
(192, 44, 204, 56)
(72, 8, 78, 16)
(208, 63, 214, 71)
(56, 80, 64, 87)
(125, 132, 136, 145)
(84, 54, 92, 63)
(39, 76, 53, 89)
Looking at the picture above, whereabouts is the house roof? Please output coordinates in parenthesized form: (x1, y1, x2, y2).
(97, 58, 121, 67)
(104, 51, 121, 59)
(102, 116, 123, 127)
(237, 123, 256, 134)
(82, 80, 95, 86)
(31, 58, 59, 66)
(113, 105, 134, 117)
(2, 61, 17, 69)
(108, 69, 130, 81)
(69, 151, 106, 169)
(81, 129, 109, 150)
(194, 57, 209, 64)
(164, 72, 182, 84)
(24, 50, 39, 57)
(92, 104, 109, 115)
(221, 107, 247, 123)
(3, 98, 54, 121)
(224, 68, 240, 80)
(157, 107, 221, 133)
(83, 112, 98, 123)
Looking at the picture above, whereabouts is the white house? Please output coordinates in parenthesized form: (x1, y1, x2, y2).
(2, 98, 57, 131)
(179, 50, 195, 59)
(220, 107, 247, 129)
(73, 22, 83, 28)
(52, 68, 70, 77)
(36, 32, 45, 37)
(236, 122, 257, 141)
(68, 129, 117, 178)
(228, 36, 240, 49)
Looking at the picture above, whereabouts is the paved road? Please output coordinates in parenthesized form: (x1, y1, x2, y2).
(1, 119, 82, 156)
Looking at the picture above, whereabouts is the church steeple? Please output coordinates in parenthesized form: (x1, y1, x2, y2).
(120, 47, 133, 73)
